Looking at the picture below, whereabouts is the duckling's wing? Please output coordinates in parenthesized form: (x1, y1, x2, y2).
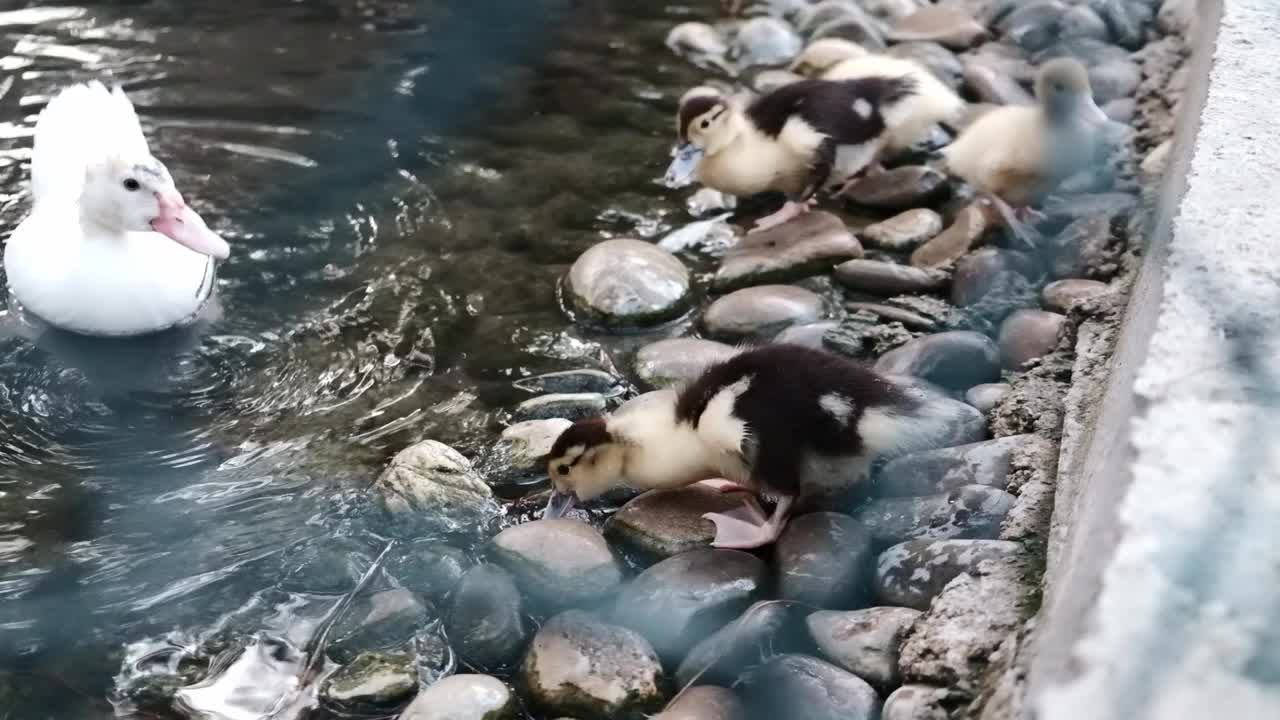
(30, 82, 151, 207)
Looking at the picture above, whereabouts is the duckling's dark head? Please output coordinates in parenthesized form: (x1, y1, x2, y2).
(543, 416, 626, 518)
(1035, 58, 1107, 126)
(677, 94, 730, 145)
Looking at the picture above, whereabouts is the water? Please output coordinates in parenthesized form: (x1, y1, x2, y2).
(0, 1, 714, 715)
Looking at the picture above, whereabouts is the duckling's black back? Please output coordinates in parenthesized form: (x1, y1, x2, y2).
(674, 344, 915, 483)
(746, 76, 917, 146)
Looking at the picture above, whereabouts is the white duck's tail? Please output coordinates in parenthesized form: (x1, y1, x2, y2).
(30, 81, 151, 206)
(857, 379, 981, 461)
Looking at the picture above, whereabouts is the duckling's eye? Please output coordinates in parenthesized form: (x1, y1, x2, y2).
(700, 118, 711, 129)
(122, 178, 141, 192)
(556, 464, 570, 475)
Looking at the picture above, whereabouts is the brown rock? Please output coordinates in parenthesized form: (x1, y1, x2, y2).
(950, 248, 1031, 307)
(651, 686, 746, 720)
(845, 302, 937, 331)
(835, 259, 950, 295)
(961, 60, 1033, 105)
(889, 3, 987, 49)
(840, 166, 949, 211)
(910, 204, 989, 268)
(703, 285, 826, 341)
(997, 309, 1067, 369)
(603, 485, 749, 565)
(807, 607, 922, 691)
(1041, 279, 1110, 313)
(861, 209, 944, 251)
(713, 211, 860, 291)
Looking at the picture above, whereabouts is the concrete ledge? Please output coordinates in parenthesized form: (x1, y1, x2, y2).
(1029, 0, 1280, 717)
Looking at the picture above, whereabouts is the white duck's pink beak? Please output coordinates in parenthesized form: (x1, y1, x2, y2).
(151, 191, 230, 260)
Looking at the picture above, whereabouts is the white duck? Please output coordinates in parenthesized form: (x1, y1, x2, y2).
(4, 81, 230, 337)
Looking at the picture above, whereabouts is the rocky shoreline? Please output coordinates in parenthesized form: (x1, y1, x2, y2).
(112, 1, 1195, 718)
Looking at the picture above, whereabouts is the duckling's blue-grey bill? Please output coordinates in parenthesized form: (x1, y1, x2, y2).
(543, 490, 578, 519)
(663, 143, 704, 188)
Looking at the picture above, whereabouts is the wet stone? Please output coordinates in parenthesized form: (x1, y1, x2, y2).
(845, 302, 937, 331)
(834, 259, 949, 295)
(889, 4, 987, 49)
(477, 418, 572, 495)
(1060, 4, 1110, 42)
(329, 588, 433, 664)
(567, 239, 691, 327)
(1103, 96, 1135, 123)
(675, 600, 797, 688)
(1048, 212, 1123, 281)
(1041, 192, 1136, 226)
(807, 607, 922, 691)
(446, 564, 529, 670)
(401, 674, 519, 720)
(823, 314, 918, 360)
(603, 485, 751, 566)
(731, 16, 803, 68)
(1157, 0, 1197, 38)
(512, 392, 607, 423)
(882, 684, 953, 720)
(850, 485, 1015, 548)
(666, 22, 729, 58)
(775, 512, 875, 609)
(687, 187, 738, 218)
(882, 294, 954, 329)
(386, 541, 469, 604)
(950, 247, 1032, 307)
(874, 330, 1001, 391)
(1086, 0, 1153, 49)
(490, 519, 623, 610)
(375, 440, 499, 532)
(651, 685, 746, 720)
(965, 382, 1011, 414)
(322, 652, 417, 711)
(910, 204, 989, 269)
(861, 209, 944, 251)
(659, 215, 741, 256)
(872, 435, 1040, 498)
(513, 369, 624, 397)
(1088, 58, 1141, 105)
(840, 166, 949, 211)
(520, 611, 666, 719)
(703, 285, 826, 341)
(885, 41, 965, 87)
(737, 654, 882, 720)
(634, 338, 740, 389)
(613, 548, 767, 662)
(774, 321, 840, 348)
(996, 0, 1066, 53)
(797, 1, 877, 34)
(1042, 279, 1110, 313)
(712, 210, 860, 291)
(961, 57, 1034, 105)
(998, 309, 1067, 369)
(874, 539, 1022, 609)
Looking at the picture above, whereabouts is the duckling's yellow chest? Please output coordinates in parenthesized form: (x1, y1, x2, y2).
(696, 133, 812, 197)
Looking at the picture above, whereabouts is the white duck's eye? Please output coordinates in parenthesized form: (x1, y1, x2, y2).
(122, 178, 141, 192)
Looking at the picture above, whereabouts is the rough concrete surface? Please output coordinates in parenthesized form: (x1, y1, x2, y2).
(1032, 1, 1280, 718)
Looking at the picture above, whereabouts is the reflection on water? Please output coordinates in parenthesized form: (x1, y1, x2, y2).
(0, 0, 708, 715)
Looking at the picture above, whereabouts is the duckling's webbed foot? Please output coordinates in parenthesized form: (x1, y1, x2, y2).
(982, 193, 1043, 248)
(749, 200, 812, 234)
(698, 478, 752, 494)
(702, 495, 794, 549)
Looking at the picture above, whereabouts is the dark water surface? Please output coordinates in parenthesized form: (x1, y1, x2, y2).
(0, 0, 711, 715)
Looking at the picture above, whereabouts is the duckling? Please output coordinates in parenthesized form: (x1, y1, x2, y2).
(664, 75, 916, 233)
(939, 57, 1110, 245)
(542, 343, 957, 549)
(789, 39, 966, 165)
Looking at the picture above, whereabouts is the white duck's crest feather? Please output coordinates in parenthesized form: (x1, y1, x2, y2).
(30, 81, 151, 206)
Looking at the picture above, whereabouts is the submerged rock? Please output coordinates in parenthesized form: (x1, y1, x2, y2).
(614, 549, 766, 662)
(874, 331, 1000, 391)
(490, 519, 623, 609)
(603, 485, 751, 565)
(634, 338, 740, 389)
(329, 588, 433, 664)
(675, 600, 797, 687)
(446, 564, 529, 670)
(477, 418, 572, 495)
(651, 685, 746, 720)
(874, 539, 1021, 609)
(520, 611, 666, 719)
(567, 239, 691, 327)
(950, 247, 1033, 307)
(861, 208, 944, 251)
(775, 512, 874, 609)
(386, 541, 469, 604)
(873, 435, 1041, 498)
(374, 440, 499, 532)
(737, 654, 882, 720)
(850, 485, 1015, 547)
(703, 285, 826, 341)
(321, 651, 416, 711)
(807, 606, 921, 691)
(513, 369, 624, 397)
(512, 392, 608, 422)
(712, 211, 860, 291)
(997, 309, 1067, 369)
(835, 259, 949, 295)
(401, 674, 519, 720)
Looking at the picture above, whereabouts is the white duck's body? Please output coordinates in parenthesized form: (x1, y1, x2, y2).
(4, 82, 229, 337)
(822, 54, 966, 153)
